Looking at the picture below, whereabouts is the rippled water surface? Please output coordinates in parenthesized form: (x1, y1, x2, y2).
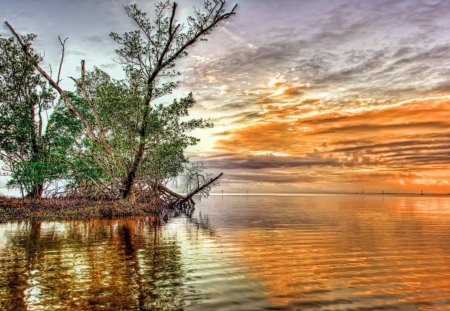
(1, 195, 450, 310)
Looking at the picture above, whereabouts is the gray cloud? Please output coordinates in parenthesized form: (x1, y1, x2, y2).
(182, 0, 450, 106)
(202, 154, 340, 170)
(223, 172, 319, 184)
(3, 0, 450, 192)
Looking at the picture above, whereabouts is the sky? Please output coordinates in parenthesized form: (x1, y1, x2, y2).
(2, 0, 450, 194)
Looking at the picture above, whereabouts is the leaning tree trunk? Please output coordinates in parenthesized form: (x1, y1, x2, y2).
(121, 142, 146, 202)
(122, 172, 137, 202)
(122, 96, 150, 202)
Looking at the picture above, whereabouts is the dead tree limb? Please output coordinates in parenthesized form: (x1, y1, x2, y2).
(155, 172, 223, 221)
(56, 36, 68, 85)
(180, 172, 223, 203)
(158, 184, 185, 200)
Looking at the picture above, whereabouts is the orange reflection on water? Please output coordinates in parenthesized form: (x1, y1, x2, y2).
(228, 196, 450, 310)
(1, 196, 450, 310)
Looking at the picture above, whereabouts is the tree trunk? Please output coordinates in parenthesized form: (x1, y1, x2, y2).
(27, 99, 43, 200)
(122, 88, 150, 202)
(122, 172, 136, 202)
(121, 143, 145, 201)
(27, 184, 43, 199)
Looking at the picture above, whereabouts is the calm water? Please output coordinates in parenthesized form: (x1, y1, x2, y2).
(1, 195, 450, 310)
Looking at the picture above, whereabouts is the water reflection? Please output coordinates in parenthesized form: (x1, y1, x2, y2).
(195, 195, 450, 310)
(1, 196, 450, 310)
(0, 218, 196, 310)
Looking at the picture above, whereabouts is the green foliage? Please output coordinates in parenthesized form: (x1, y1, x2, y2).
(68, 68, 212, 191)
(2, 1, 235, 199)
(0, 35, 81, 197)
(141, 93, 213, 182)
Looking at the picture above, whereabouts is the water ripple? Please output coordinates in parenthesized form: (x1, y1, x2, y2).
(0, 195, 450, 310)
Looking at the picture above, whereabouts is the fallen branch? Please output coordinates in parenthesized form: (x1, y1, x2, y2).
(180, 172, 223, 204)
(158, 184, 185, 200)
(157, 172, 223, 205)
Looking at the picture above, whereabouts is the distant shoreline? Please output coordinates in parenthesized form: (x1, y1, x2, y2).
(210, 192, 450, 197)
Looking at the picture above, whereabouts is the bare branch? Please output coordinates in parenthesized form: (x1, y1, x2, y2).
(147, 2, 236, 87)
(148, 2, 180, 86)
(182, 172, 223, 202)
(57, 36, 68, 85)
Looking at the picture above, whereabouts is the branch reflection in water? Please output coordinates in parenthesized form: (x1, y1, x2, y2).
(0, 215, 217, 310)
(1, 196, 450, 310)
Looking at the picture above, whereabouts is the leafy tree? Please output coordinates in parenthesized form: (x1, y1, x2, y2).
(6, 0, 235, 202)
(0, 35, 81, 198)
(62, 69, 212, 200)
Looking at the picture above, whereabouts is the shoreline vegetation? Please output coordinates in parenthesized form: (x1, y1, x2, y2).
(0, 1, 235, 221)
(0, 172, 223, 223)
(1, 187, 447, 223)
(0, 197, 157, 223)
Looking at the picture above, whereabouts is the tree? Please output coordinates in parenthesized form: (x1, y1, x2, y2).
(64, 69, 212, 200)
(0, 35, 80, 198)
(5, 0, 235, 201)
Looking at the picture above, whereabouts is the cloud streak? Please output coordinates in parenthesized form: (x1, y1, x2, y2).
(3, 0, 450, 193)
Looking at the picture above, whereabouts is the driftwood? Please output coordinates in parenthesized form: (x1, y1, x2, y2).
(158, 172, 223, 220)
(181, 172, 223, 203)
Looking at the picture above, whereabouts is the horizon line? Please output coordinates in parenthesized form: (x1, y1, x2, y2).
(209, 192, 450, 197)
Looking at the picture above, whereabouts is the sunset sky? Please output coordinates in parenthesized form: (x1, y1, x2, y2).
(2, 0, 450, 194)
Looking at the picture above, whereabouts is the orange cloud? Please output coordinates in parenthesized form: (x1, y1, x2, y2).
(210, 95, 450, 193)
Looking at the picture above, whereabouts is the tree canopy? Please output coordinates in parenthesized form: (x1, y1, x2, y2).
(2, 0, 235, 201)
(0, 35, 81, 198)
